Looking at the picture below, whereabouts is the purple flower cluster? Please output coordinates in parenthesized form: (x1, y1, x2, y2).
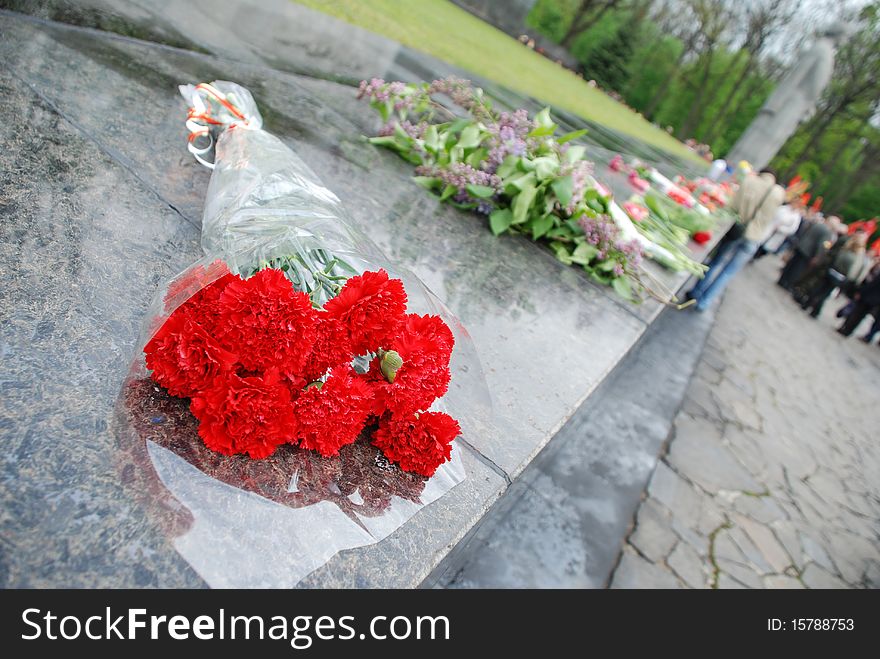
(578, 215, 644, 277)
(427, 76, 493, 121)
(558, 160, 595, 215)
(358, 78, 406, 102)
(482, 109, 534, 172)
(416, 163, 501, 212)
(377, 119, 428, 139)
(357, 78, 429, 115)
(416, 162, 501, 193)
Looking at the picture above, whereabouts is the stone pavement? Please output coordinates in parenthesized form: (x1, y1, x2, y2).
(611, 257, 880, 589)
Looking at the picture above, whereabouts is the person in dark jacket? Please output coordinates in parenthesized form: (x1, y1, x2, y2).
(802, 233, 869, 318)
(778, 215, 836, 290)
(837, 266, 880, 336)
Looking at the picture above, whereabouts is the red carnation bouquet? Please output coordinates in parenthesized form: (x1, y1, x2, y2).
(116, 82, 488, 587)
(146, 264, 458, 476)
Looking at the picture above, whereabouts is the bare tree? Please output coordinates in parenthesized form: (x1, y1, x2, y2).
(703, 0, 795, 144)
(642, 2, 703, 119)
(824, 136, 880, 213)
(560, 0, 627, 49)
(676, 0, 736, 138)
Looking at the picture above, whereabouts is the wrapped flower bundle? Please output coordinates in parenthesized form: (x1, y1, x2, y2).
(116, 82, 486, 587)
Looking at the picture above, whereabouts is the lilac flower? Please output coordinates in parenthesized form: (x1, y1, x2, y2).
(481, 109, 536, 172)
(559, 160, 595, 216)
(476, 200, 495, 215)
(577, 215, 644, 277)
(378, 119, 428, 139)
(415, 162, 501, 196)
(427, 76, 493, 120)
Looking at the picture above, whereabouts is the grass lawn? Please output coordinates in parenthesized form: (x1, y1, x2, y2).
(292, 0, 701, 163)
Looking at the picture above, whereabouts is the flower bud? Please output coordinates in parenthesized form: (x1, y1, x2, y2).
(379, 349, 403, 383)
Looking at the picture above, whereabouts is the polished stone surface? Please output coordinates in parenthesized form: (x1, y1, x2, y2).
(0, 66, 205, 587)
(0, 5, 715, 587)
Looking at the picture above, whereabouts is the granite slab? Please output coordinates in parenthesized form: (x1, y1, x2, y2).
(0, 7, 718, 587)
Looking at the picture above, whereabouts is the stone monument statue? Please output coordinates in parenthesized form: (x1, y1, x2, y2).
(726, 23, 849, 170)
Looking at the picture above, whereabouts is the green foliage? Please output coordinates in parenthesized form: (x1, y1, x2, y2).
(525, 0, 577, 42)
(842, 185, 880, 224)
(295, 0, 700, 161)
(583, 21, 636, 92)
(359, 79, 649, 299)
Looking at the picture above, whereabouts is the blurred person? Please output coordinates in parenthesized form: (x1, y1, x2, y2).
(837, 265, 880, 337)
(777, 214, 837, 290)
(708, 158, 727, 181)
(801, 232, 869, 318)
(753, 195, 805, 260)
(687, 169, 785, 311)
(790, 218, 848, 303)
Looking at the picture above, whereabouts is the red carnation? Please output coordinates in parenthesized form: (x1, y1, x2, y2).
(365, 314, 454, 416)
(144, 307, 238, 398)
(372, 411, 460, 477)
(164, 261, 232, 312)
(693, 231, 712, 245)
(323, 269, 407, 354)
(301, 315, 354, 381)
(215, 268, 318, 377)
(293, 366, 374, 457)
(190, 368, 296, 459)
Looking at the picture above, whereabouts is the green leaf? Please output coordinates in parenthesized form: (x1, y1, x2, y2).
(440, 184, 457, 201)
(570, 242, 599, 265)
(449, 145, 464, 163)
(546, 227, 574, 239)
(564, 145, 586, 163)
(587, 197, 606, 213)
(597, 259, 617, 272)
(612, 276, 633, 301)
(489, 208, 513, 235)
(495, 155, 519, 179)
(550, 242, 573, 265)
(590, 270, 611, 285)
(531, 214, 555, 239)
(458, 125, 482, 149)
(379, 98, 393, 122)
(533, 156, 560, 181)
(448, 118, 470, 134)
(412, 176, 441, 190)
(519, 157, 536, 172)
(512, 183, 538, 225)
(505, 171, 536, 192)
(557, 128, 588, 144)
(368, 135, 399, 149)
(528, 107, 556, 137)
(423, 125, 439, 153)
(551, 175, 574, 207)
(466, 183, 496, 198)
(393, 123, 415, 145)
(466, 147, 488, 168)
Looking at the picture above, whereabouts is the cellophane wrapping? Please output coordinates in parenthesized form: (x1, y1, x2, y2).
(114, 82, 491, 588)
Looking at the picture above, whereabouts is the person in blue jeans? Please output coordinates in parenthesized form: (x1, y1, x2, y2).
(687, 169, 785, 311)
